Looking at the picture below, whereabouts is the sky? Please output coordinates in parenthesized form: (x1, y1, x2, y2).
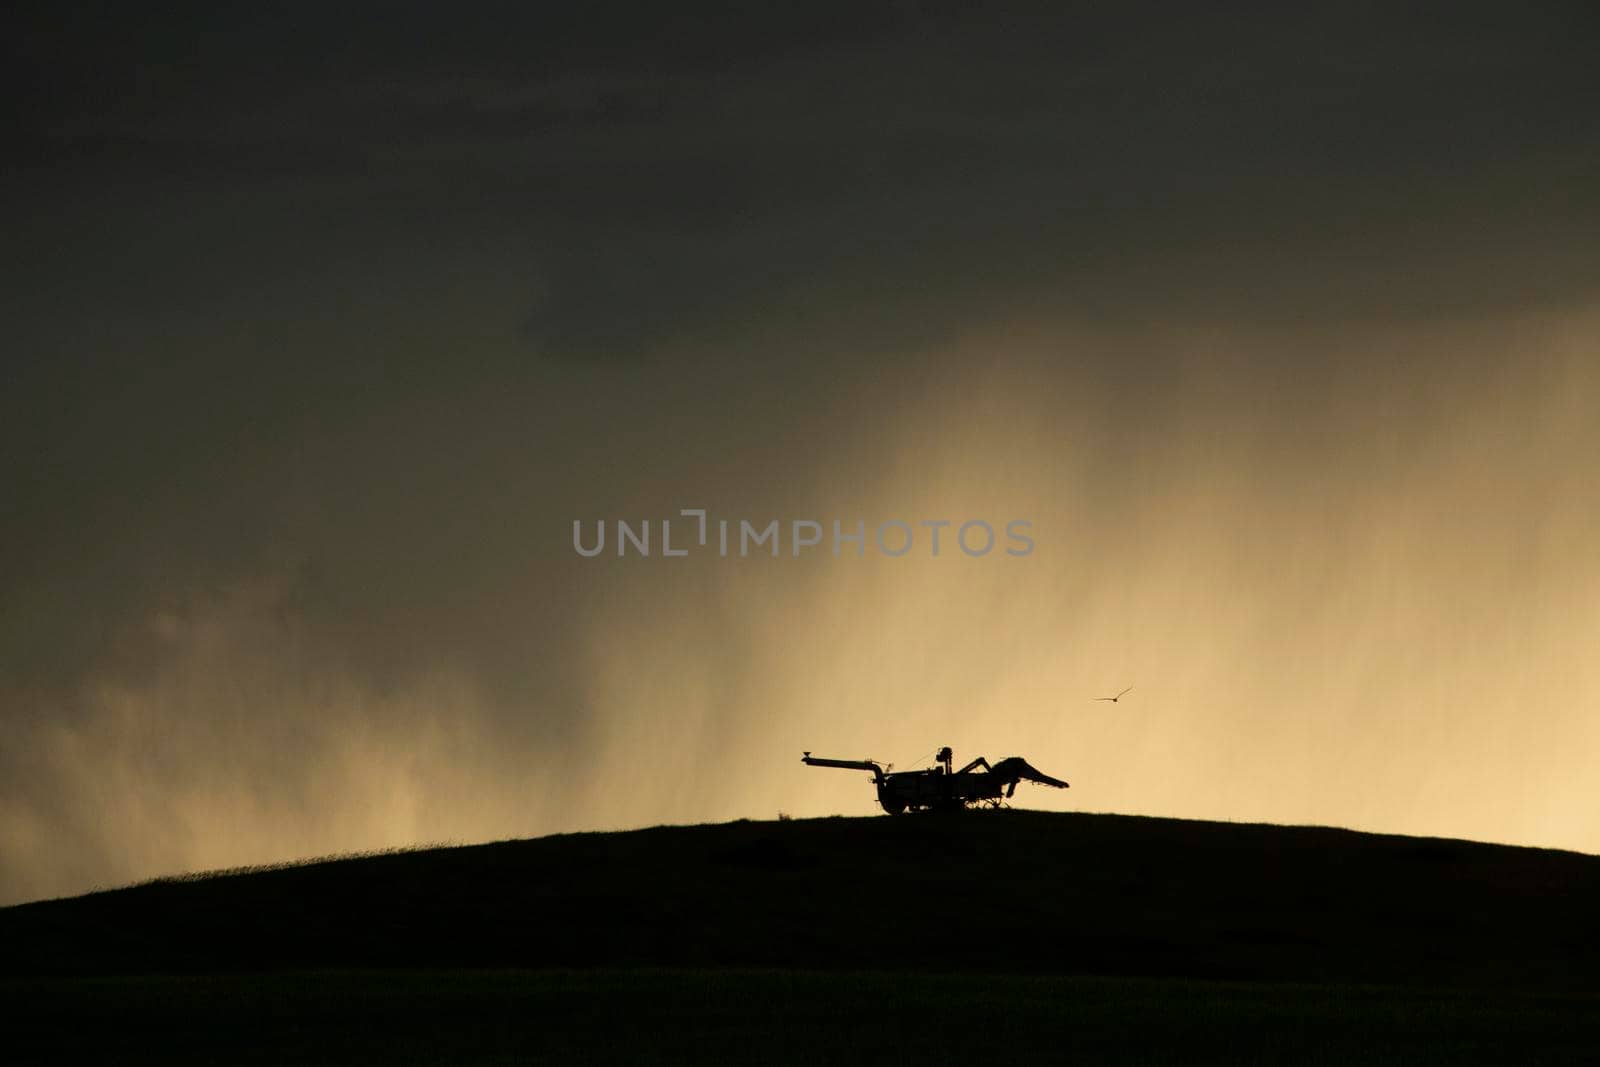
(3, 2, 1599, 905)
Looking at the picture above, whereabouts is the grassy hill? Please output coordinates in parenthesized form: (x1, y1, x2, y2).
(6, 809, 1598, 987)
(6, 811, 1599, 1064)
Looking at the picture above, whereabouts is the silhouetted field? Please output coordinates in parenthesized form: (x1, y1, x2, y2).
(7, 811, 1599, 985)
(5, 811, 1599, 1063)
(9, 969, 1600, 1066)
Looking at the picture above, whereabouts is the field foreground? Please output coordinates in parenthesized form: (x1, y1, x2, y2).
(9, 968, 1600, 1066)
(5, 811, 1598, 1063)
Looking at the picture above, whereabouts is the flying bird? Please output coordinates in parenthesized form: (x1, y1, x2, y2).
(1095, 687, 1133, 703)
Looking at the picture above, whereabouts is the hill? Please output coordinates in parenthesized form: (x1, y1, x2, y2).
(6, 810, 1599, 990)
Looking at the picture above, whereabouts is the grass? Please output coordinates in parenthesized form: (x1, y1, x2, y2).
(7, 811, 1597, 990)
(8, 969, 1599, 1066)
(6, 810, 1598, 1062)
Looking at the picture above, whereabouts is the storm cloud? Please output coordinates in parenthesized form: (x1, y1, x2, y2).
(4, 1, 1598, 904)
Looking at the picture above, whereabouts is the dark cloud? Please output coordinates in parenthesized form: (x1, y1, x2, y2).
(4, 2, 1599, 903)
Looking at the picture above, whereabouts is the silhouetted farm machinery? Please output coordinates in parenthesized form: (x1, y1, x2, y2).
(802, 746, 1069, 814)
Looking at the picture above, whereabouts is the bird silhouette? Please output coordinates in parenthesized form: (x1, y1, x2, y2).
(1094, 687, 1133, 703)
